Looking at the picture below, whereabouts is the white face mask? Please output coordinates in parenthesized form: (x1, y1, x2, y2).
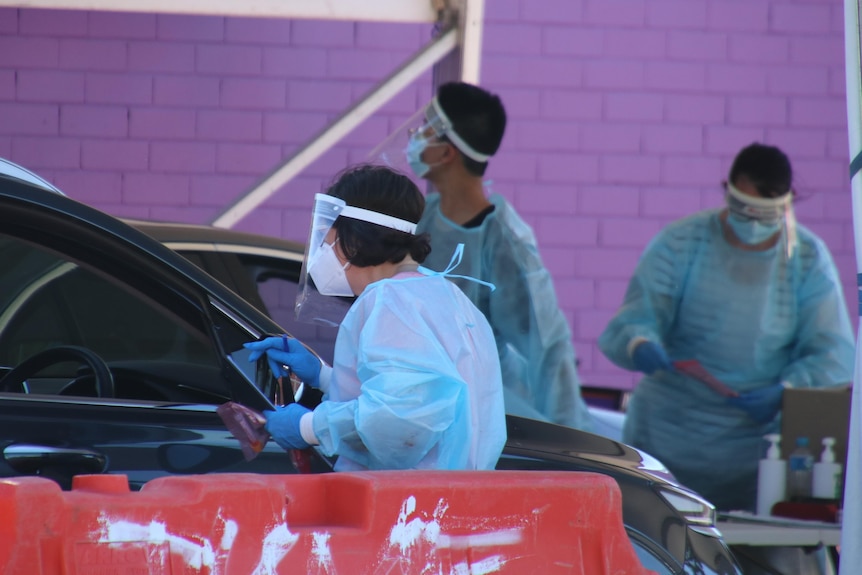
(307, 240, 353, 297)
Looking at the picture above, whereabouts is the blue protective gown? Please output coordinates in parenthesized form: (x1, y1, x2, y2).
(417, 193, 593, 431)
(311, 271, 507, 471)
(599, 209, 855, 511)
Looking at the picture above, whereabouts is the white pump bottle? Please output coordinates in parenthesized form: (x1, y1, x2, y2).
(757, 433, 787, 516)
(812, 437, 842, 500)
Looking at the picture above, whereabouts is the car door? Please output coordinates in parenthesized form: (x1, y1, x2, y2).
(0, 179, 329, 489)
(176, 247, 340, 366)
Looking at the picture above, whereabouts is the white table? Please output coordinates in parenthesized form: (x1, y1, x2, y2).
(717, 512, 841, 547)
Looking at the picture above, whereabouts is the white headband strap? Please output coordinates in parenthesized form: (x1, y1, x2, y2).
(429, 97, 492, 163)
(726, 181, 792, 208)
(340, 205, 417, 234)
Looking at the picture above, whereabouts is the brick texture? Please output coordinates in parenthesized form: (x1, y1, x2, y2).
(0, 1, 853, 392)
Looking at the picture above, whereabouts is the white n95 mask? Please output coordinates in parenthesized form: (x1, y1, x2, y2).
(296, 193, 418, 326)
(307, 240, 353, 297)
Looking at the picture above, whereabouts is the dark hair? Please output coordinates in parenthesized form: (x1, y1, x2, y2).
(436, 82, 507, 177)
(728, 143, 793, 198)
(327, 164, 432, 267)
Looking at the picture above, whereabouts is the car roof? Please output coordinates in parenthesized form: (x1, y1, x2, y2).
(125, 218, 306, 262)
(0, 175, 283, 336)
(0, 158, 66, 195)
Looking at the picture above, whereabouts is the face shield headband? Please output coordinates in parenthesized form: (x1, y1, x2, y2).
(725, 181, 798, 257)
(419, 97, 492, 164)
(339, 204, 418, 234)
(295, 194, 417, 326)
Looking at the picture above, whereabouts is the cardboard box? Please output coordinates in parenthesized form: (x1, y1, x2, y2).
(780, 386, 852, 496)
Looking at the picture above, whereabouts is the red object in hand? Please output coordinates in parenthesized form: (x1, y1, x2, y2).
(216, 401, 270, 461)
(291, 449, 313, 473)
(672, 359, 739, 398)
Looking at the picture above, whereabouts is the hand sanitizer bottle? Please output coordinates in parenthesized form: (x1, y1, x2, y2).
(757, 433, 787, 516)
(812, 437, 842, 500)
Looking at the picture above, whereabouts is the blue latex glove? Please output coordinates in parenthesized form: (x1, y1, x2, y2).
(244, 336, 321, 388)
(264, 403, 312, 450)
(631, 341, 673, 375)
(727, 383, 785, 424)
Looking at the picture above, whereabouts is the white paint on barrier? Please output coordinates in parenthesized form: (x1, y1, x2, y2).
(95, 517, 217, 569)
(437, 529, 522, 549)
(91, 493, 514, 574)
(452, 555, 506, 575)
(388, 495, 442, 553)
(221, 519, 238, 550)
(312, 532, 334, 571)
(251, 523, 300, 575)
(380, 497, 510, 575)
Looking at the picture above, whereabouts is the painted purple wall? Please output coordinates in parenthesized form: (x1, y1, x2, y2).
(0, 1, 852, 390)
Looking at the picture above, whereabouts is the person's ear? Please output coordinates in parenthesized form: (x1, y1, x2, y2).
(438, 141, 458, 164)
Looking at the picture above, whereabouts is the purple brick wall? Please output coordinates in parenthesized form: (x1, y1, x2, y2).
(0, 0, 853, 391)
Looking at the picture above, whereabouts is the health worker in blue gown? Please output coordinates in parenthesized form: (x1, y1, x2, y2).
(245, 164, 506, 472)
(599, 143, 854, 511)
(397, 81, 592, 432)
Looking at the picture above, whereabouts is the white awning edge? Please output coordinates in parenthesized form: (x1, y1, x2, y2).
(0, 0, 438, 23)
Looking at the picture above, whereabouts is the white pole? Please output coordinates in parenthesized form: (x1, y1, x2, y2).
(211, 28, 458, 229)
(840, 1, 862, 572)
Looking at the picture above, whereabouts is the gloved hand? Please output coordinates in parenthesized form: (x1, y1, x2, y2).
(727, 383, 785, 424)
(244, 336, 321, 388)
(264, 403, 312, 450)
(631, 341, 673, 375)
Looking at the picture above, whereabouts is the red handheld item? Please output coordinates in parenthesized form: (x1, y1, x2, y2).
(216, 401, 270, 461)
(672, 359, 739, 398)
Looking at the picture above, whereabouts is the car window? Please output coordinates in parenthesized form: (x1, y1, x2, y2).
(255, 275, 338, 365)
(0, 233, 222, 397)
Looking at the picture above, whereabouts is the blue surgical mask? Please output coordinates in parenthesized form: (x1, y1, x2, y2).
(404, 134, 446, 179)
(405, 134, 431, 178)
(726, 213, 781, 245)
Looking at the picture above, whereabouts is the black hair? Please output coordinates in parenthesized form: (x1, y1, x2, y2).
(327, 164, 432, 267)
(728, 143, 793, 198)
(436, 82, 507, 177)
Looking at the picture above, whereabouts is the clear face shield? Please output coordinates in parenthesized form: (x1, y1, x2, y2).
(295, 193, 418, 326)
(725, 181, 797, 258)
(367, 96, 491, 182)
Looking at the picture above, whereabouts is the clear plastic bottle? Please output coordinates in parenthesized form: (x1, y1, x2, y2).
(787, 436, 814, 499)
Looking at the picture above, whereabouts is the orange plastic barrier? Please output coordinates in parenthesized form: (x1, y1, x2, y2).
(0, 471, 656, 574)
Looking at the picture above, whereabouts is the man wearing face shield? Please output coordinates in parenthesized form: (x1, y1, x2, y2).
(598, 142, 854, 512)
(400, 81, 593, 432)
(245, 164, 506, 471)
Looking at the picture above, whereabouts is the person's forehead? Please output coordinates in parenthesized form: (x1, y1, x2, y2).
(731, 176, 760, 198)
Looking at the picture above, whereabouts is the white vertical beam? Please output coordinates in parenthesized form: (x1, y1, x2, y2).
(458, 0, 485, 84)
(211, 28, 458, 229)
(840, 2, 862, 573)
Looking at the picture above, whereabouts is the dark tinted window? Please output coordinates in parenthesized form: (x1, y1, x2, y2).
(0, 234, 218, 389)
(256, 275, 338, 365)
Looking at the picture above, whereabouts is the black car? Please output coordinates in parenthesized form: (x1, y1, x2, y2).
(0, 166, 741, 575)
